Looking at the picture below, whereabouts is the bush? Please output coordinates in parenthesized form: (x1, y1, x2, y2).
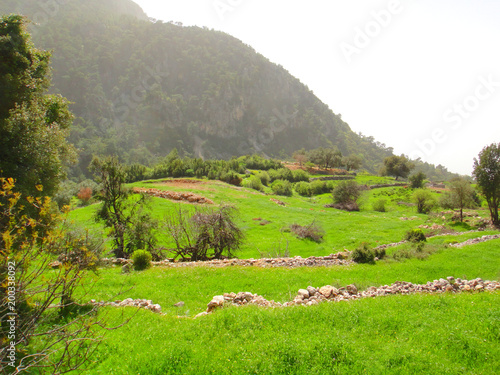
(131, 249, 152, 271)
(351, 243, 375, 264)
(244, 176, 264, 192)
(404, 228, 427, 243)
(289, 221, 325, 243)
(332, 180, 363, 205)
(271, 179, 293, 196)
(256, 171, 270, 186)
(310, 180, 329, 195)
(77, 187, 93, 206)
(372, 198, 387, 212)
(292, 169, 310, 182)
(412, 189, 437, 214)
(409, 172, 426, 189)
(295, 181, 312, 196)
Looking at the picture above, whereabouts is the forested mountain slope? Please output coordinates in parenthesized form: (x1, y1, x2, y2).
(1, 0, 455, 180)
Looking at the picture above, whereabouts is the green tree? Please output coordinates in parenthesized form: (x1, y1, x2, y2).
(332, 180, 363, 211)
(0, 15, 76, 197)
(90, 156, 154, 258)
(439, 178, 477, 222)
(412, 189, 436, 214)
(409, 172, 427, 189)
(342, 155, 362, 171)
(473, 143, 500, 225)
(382, 155, 414, 180)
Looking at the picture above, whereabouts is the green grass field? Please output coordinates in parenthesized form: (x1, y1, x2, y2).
(65, 176, 499, 374)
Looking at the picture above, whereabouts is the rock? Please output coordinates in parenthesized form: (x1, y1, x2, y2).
(50, 261, 62, 269)
(174, 301, 185, 307)
(346, 284, 358, 295)
(297, 289, 310, 299)
(121, 263, 131, 273)
(194, 312, 209, 319)
(207, 295, 225, 312)
(319, 285, 335, 298)
(306, 286, 318, 296)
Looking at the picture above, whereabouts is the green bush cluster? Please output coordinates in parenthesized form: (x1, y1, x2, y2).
(372, 198, 387, 212)
(271, 179, 293, 196)
(404, 228, 427, 243)
(131, 249, 152, 271)
(351, 243, 386, 264)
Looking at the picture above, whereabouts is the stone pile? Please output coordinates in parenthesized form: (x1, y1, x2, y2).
(200, 277, 499, 316)
(450, 234, 500, 248)
(161, 253, 353, 269)
(90, 298, 162, 313)
(133, 187, 213, 204)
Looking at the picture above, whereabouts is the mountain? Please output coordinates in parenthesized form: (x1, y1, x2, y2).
(1, 0, 456, 180)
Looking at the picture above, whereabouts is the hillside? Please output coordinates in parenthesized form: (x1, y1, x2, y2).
(0, 0, 397, 175)
(1, 0, 460, 182)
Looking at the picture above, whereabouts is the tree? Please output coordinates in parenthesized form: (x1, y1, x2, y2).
(409, 172, 427, 189)
(342, 155, 362, 171)
(90, 156, 155, 258)
(412, 189, 436, 214)
(439, 178, 477, 222)
(382, 155, 415, 180)
(0, 178, 107, 373)
(0, 15, 76, 198)
(292, 149, 308, 167)
(473, 143, 500, 225)
(165, 204, 244, 261)
(331, 180, 363, 211)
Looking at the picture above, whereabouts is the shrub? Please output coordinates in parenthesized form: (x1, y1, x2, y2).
(409, 172, 426, 189)
(372, 198, 387, 212)
(351, 243, 375, 264)
(271, 179, 293, 196)
(295, 181, 312, 196)
(256, 171, 270, 186)
(310, 180, 329, 195)
(332, 180, 363, 205)
(244, 176, 264, 192)
(77, 187, 93, 206)
(292, 169, 310, 182)
(289, 221, 325, 243)
(412, 189, 437, 214)
(131, 249, 152, 271)
(404, 228, 427, 243)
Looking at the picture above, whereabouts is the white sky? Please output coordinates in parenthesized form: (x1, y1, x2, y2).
(133, 0, 500, 175)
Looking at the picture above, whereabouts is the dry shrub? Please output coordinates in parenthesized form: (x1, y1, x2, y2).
(289, 221, 325, 243)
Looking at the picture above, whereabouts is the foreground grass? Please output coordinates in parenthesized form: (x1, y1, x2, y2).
(87, 292, 499, 374)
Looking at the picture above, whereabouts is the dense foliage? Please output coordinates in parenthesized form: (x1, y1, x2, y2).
(473, 143, 500, 225)
(0, 15, 76, 197)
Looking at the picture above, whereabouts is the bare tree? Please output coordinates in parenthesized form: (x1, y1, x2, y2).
(165, 204, 244, 261)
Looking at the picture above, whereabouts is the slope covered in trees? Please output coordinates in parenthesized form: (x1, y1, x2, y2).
(1, 0, 458, 181)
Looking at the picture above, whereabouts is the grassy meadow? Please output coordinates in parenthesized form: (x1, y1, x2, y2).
(66, 174, 499, 374)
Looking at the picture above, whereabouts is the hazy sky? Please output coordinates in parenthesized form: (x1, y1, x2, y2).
(134, 0, 500, 175)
